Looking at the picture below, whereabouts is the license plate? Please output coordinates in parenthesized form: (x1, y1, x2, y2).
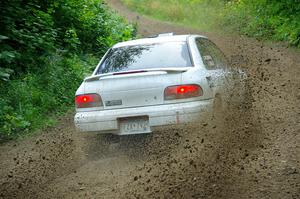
(119, 117, 151, 135)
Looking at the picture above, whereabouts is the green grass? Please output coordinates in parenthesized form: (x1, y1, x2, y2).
(122, 0, 225, 32)
(122, 0, 300, 47)
(0, 54, 98, 142)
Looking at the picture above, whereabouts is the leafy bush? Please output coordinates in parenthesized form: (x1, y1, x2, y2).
(222, 0, 300, 47)
(0, 0, 135, 140)
(123, 0, 300, 47)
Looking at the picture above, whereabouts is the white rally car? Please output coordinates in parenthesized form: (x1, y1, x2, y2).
(74, 33, 243, 135)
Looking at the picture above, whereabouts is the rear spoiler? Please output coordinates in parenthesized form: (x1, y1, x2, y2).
(84, 67, 191, 82)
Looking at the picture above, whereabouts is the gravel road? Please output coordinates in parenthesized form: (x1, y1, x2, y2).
(0, 0, 299, 198)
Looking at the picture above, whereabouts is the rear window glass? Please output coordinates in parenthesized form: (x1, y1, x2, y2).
(96, 42, 192, 74)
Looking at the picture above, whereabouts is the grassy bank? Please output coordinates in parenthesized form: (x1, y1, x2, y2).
(0, 0, 135, 141)
(123, 0, 224, 31)
(122, 0, 300, 47)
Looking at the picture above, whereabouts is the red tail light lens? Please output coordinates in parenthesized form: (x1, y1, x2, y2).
(75, 94, 102, 108)
(164, 84, 203, 100)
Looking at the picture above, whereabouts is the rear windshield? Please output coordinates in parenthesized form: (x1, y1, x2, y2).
(96, 42, 192, 74)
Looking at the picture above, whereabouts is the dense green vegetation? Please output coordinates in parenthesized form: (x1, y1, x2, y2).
(0, 0, 135, 141)
(223, 0, 300, 47)
(122, 0, 300, 47)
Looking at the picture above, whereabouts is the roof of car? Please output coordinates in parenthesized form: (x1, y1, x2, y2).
(112, 34, 207, 48)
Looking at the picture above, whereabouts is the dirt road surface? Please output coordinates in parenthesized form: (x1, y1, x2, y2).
(0, 0, 299, 198)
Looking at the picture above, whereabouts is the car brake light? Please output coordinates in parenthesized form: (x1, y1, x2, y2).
(164, 84, 203, 100)
(75, 94, 102, 108)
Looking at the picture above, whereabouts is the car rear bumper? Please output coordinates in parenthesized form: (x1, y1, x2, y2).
(74, 99, 213, 134)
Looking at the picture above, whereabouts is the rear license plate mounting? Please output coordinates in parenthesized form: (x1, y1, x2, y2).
(119, 116, 151, 135)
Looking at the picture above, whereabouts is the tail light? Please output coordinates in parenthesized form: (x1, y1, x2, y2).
(75, 94, 102, 108)
(164, 84, 203, 100)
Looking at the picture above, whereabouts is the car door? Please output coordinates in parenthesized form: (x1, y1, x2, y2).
(195, 37, 229, 96)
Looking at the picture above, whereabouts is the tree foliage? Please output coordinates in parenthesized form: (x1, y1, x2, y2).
(123, 0, 300, 47)
(223, 0, 300, 47)
(0, 0, 135, 140)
